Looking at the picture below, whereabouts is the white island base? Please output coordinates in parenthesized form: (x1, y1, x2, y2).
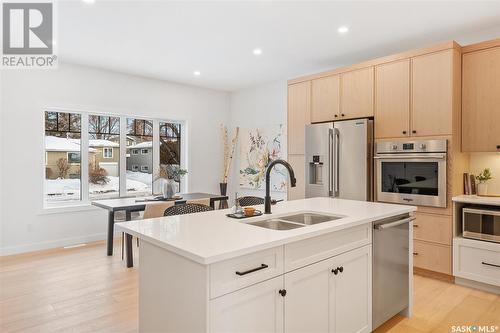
(117, 198, 416, 333)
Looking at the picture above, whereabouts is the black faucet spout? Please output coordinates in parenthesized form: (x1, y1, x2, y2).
(264, 159, 296, 214)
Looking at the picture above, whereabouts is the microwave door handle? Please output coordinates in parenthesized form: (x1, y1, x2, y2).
(328, 129, 334, 196)
(334, 128, 340, 197)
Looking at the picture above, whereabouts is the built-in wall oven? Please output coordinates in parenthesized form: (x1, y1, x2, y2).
(375, 139, 447, 208)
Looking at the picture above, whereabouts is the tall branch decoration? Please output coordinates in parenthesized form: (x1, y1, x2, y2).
(219, 124, 239, 208)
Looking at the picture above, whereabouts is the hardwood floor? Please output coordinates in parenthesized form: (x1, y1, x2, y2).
(1, 240, 499, 333)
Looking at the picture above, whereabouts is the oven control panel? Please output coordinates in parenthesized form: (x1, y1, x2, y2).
(376, 139, 447, 154)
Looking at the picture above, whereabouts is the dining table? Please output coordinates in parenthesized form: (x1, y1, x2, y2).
(92, 192, 229, 268)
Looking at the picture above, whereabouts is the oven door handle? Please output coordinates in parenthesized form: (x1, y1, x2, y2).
(374, 153, 446, 160)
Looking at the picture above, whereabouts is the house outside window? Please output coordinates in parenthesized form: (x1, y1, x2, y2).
(141, 149, 149, 154)
(132, 165, 139, 171)
(67, 152, 81, 164)
(103, 148, 113, 158)
(132, 149, 139, 155)
(141, 165, 149, 172)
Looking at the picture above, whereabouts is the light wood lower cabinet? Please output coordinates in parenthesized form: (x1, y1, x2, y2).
(413, 239, 452, 275)
(413, 212, 452, 246)
(287, 154, 305, 200)
(210, 245, 372, 333)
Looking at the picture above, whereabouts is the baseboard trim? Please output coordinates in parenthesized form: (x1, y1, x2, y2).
(414, 267, 455, 283)
(455, 277, 500, 295)
(0, 233, 107, 256)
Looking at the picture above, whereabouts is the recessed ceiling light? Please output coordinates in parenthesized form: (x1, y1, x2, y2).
(253, 48, 262, 56)
(337, 25, 349, 34)
(193, 71, 201, 76)
(82, 0, 95, 4)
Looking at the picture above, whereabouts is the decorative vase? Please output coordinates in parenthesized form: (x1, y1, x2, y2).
(219, 182, 229, 209)
(162, 179, 177, 199)
(477, 182, 488, 196)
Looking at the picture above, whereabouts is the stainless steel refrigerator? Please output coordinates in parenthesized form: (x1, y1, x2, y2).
(305, 118, 374, 201)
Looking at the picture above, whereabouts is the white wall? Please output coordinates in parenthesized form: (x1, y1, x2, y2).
(0, 63, 229, 255)
(227, 80, 288, 205)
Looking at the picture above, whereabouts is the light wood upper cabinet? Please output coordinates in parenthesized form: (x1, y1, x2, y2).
(311, 75, 340, 123)
(341, 67, 374, 120)
(411, 50, 454, 137)
(462, 46, 500, 152)
(288, 82, 311, 155)
(375, 59, 410, 139)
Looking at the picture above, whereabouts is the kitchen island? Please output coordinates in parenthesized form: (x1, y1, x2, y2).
(116, 197, 416, 333)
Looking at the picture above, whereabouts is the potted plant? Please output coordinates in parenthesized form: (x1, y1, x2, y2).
(155, 165, 188, 199)
(476, 168, 493, 196)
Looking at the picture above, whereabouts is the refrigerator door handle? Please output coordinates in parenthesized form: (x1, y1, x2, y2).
(328, 128, 334, 196)
(334, 128, 340, 197)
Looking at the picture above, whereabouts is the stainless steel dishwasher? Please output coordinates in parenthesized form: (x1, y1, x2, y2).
(372, 213, 414, 329)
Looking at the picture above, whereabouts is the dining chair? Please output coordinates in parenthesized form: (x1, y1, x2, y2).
(187, 198, 211, 206)
(143, 201, 175, 219)
(238, 196, 265, 207)
(163, 203, 214, 216)
(121, 201, 175, 260)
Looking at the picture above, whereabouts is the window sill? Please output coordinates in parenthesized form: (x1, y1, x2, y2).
(38, 203, 100, 215)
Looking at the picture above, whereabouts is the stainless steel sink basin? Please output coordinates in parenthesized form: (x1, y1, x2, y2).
(248, 219, 304, 230)
(246, 212, 345, 230)
(278, 212, 343, 225)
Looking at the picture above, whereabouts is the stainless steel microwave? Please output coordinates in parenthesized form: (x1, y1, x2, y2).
(463, 207, 500, 243)
(374, 139, 447, 208)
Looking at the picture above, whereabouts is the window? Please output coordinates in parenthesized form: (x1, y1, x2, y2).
(103, 148, 113, 158)
(44, 111, 82, 204)
(67, 152, 81, 164)
(88, 115, 120, 200)
(159, 122, 182, 191)
(43, 110, 184, 207)
(126, 118, 153, 196)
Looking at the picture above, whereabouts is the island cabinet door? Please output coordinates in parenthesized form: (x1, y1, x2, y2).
(284, 255, 335, 333)
(329, 245, 372, 333)
(209, 276, 284, 333)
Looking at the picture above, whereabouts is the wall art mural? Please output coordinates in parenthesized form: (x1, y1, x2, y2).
(239, 124, 286, 192)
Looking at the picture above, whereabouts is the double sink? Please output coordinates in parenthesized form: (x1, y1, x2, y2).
(247, 212, 344, 230)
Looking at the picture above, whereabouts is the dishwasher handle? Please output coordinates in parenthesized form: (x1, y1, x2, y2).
(374, 216, 415, 230)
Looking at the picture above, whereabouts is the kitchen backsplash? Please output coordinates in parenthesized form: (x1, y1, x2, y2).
(469, 153, 500, 195)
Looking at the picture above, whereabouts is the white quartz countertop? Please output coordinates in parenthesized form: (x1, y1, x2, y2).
(116, 197, 416, 265)
(452, 195, 500, 206)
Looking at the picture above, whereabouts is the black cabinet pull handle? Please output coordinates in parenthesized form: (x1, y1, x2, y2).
(278, 289, 287, 297)
(412, 130, 417, 134)
(496, 145, 500, 150)
(338, 266, 344, 273)
(413, 252, 419, 256)
(334, 114, 338, 118)
(402, 131, 407, 134)
(235, 264, 268, 276)
(482, 261, 500, 269)
(341, 113, 345, 117)
(332, 268, 339, 275)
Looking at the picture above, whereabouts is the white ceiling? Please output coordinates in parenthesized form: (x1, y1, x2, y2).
(58, 1, 500, 91)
